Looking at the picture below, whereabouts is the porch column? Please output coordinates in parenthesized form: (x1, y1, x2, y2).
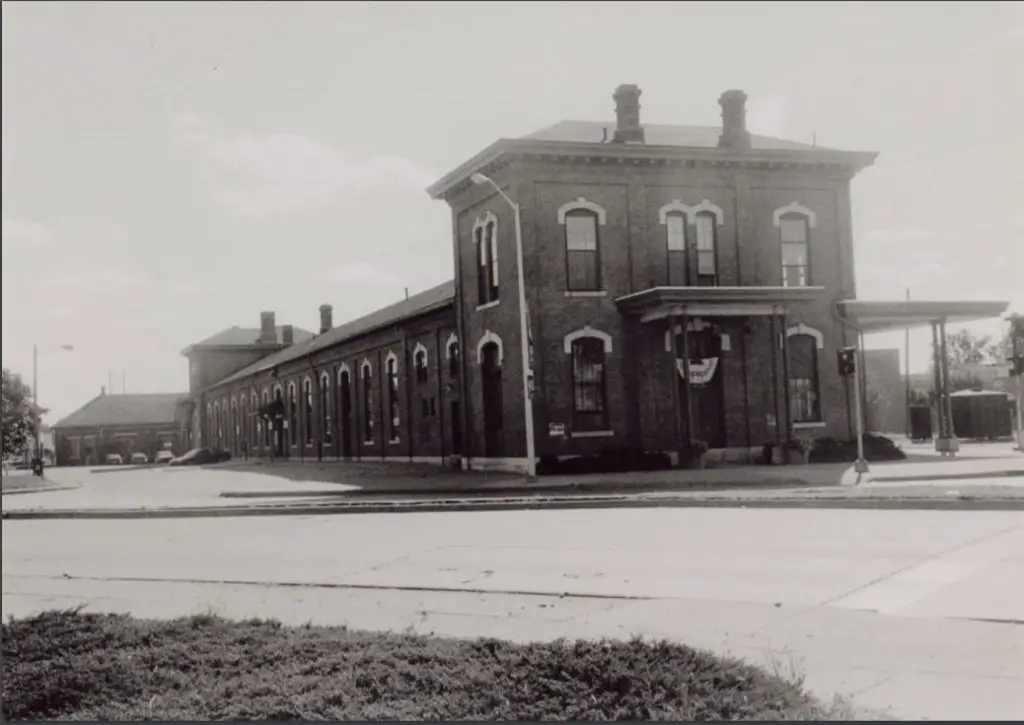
(780, 312, 792, 444)
(931, 321, 948, 450)
(938, 317, 959, 456)
(679, 313, 696, 442)
(668, 312, 684, 453)
(769, 314, 782, 446)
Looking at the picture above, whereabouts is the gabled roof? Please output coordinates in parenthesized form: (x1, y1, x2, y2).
(54, 393, 188, 429)
(524, 120, 828, 151)
(183, 325, 315, 354)
(209, 280, 455, 390)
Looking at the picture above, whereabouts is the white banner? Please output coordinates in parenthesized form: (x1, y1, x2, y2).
(676, 357, 719, 386)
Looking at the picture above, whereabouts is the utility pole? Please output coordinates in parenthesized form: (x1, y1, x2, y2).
(905, 287, 912, 438)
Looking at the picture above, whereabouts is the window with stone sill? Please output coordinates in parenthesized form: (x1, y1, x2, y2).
(565, 210, 602, 292)
(788, 333, 821, 423)
(361, 363, 374, 444)
(414, 347, 428, 384)
(386, 354, 400, 443)
(476, 219, 499, 306)
(571, 337, 609, 431)
(665, 212, 687, 286)
(694, 212, 718, 286)
(303, 378, 314, 446)
(320, 374, 332, 445)
(780, 214, 811, 287)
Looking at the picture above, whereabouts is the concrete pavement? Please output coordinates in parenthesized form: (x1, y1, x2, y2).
(4, 507, 1023, 720)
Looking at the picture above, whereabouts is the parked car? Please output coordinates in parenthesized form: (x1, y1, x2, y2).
(105, 453, 124, 465)
(168, 447, 232, 467)
(130, 452, 149, 465)
(154, 450, 175, 464)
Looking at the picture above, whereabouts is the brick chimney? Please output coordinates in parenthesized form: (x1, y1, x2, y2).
(282, 324, 294, 345)
(319, 304, 333, 334)
(612, 84, 644, 144)
(259, 311, 276, 344)
(718, 89, 751, 150)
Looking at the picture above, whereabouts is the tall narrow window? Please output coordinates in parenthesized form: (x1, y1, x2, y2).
(476, 220, 499, 305)
(387, 354, 400, 443)
(362, 363, 374, 444)
(565, 210, 601, 291)
(788, 333, 821, 423)
(571, 338, 608, 431)
(694, 212, 717, 285)
(780, 215, 810, 287)
(320, 374, 331, 445)
(303, 378, 314, 445)
(448, 340, 460, 380)
(288, 383, 298, 446)
(414, 348, 428, 384)
(231, 400, 238, 450)
(666, 212, 687, 285)
(262, 391, 270, 447)
(251, 393, 259, 448)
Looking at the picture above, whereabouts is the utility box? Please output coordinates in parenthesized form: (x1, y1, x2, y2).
(909, 405, 932, 442)
(950, 390, 1013, 441)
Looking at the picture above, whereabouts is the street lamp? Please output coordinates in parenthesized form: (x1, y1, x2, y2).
(32, 343, 74, 467)
(470, 172, 537, 479)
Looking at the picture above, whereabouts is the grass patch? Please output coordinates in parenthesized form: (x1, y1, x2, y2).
(0, 473, 61, 493)
(3, 609, 851, 721)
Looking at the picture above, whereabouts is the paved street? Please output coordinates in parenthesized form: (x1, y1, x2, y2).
(4, 506, 1023, 720)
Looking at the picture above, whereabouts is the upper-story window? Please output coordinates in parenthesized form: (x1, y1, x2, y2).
(694, 212, 718, 286)
(565, 210, 602, 291)
(475, 214, 499, 306)
(780, 214, 811, 287)
(665, 212, 687, 286)
(414, 344, 428, 385)
(320, 373, 331, 445)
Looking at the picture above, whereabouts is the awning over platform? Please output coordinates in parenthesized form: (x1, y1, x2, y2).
(615, 286, 825, 322)
(836, 299, 1010, 335)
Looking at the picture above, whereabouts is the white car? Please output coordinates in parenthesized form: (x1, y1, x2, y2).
(131, 452, 149, 465)
(155, 450, 174, 464)
(105, 453, 124, 465)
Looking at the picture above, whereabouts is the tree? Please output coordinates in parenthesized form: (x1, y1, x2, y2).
(944, 329, 1000, 367)
(2, 368, 38, 459)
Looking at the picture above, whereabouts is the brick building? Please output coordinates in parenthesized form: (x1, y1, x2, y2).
(189, 86, 885, 472)
(53, 391, 191, 465)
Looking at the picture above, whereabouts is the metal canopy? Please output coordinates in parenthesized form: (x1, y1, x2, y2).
(837, 299, 1010, 334)
(616, 286, 825, 323)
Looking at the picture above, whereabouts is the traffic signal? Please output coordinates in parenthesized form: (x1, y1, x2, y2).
(837, 347, 857, 378)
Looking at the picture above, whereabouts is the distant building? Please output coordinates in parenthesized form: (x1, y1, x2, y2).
(53, 391, 191, 465)
(863, 349, 907, 434)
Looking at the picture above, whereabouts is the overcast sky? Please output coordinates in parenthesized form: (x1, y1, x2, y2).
(3, 1, 1022, 423)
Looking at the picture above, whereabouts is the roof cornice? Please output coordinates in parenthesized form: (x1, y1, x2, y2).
(427, 138, 879, 201)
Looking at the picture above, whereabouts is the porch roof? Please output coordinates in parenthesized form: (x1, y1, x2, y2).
(615, 285, 826, 322)
(836, 299, 1010, 334)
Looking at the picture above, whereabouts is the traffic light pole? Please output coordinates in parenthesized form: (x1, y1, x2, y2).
(852, 347, 869, 480)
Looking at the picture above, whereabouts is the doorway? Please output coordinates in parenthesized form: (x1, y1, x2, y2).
(677, 327, 726, 448)
(339, 370, 353, 458)
(480, 343, 504, 457)
(450, 399, 463, 456)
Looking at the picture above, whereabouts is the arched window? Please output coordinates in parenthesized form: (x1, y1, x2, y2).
(414, 343, 428, 384)
(320, 373, 332, 445)
(475, 213, 499, 305)
(780, 213, 811, 287)
(213, 402, 222, 447)
(303, 377, 314, 446)
(571, 338, 609, 431)
(447, 335, 460, 380)
(564, 210, 601, 291)
(386, 352, 400, 444)
(250, 392, 258, 449)
(694, 211, 717, 285)
(231, 398, 239, 451)
(361, 361, 374, 444)
(788, 332, 822, 423)
(665, 212, 687, 286)
(288, 382, 298, 446)
(261, 390, 271, 447)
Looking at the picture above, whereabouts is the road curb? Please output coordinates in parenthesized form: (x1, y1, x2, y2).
(4, 493, 1023, 520)
(1, 484, 80, 497)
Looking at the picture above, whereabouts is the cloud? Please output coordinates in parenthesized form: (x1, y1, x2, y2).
(2, 218, 54, 249)
(322, 261, 401, 287)
(746, 94, 788, 140)
(177, 115, 436, 217)
(48, 267, 149, 292)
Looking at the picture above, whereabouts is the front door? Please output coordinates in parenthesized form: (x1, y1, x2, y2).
(450, 400, 463, 456)
(677, 327, 726, 448)
(481, 343, 504, 457)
